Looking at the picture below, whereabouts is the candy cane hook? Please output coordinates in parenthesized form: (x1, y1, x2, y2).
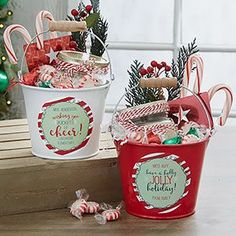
(35, 10, 58, 50)
(3, 24, 32, 64)
(181, 54, 204, 97)
(208, 84, 233, 126)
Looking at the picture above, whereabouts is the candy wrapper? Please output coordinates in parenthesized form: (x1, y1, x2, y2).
(94, 202, 123, 225)
(69, 189, 100, 220)
(68, 189, 89, 220)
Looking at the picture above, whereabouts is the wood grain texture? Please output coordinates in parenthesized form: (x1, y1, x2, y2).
(0, 119, 121, 216)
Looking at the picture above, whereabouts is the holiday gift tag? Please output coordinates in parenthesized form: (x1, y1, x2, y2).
(38, 97, 93, 155)
(132, 153, 191, 212)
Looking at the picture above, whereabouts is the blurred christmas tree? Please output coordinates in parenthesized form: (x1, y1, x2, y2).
(0, 0, 18, 120)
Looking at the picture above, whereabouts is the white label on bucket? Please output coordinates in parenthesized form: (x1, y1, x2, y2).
(38, 97, 93, 155)
(133, 155, 190, 210)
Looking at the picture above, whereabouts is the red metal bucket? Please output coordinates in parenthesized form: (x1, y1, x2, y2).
(116, 138, 209, 219)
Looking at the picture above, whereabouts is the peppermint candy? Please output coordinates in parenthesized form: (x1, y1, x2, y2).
(101, 209, 121, 221)
(69, 199, 87, 219)
(85, 201, 100, 214)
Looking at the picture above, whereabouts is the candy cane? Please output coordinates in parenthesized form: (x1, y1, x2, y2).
(3, 24, 32, 64)
(208, 84, 233, 126)
(35, 10, 58, 50)
(181, 54, 204, 97)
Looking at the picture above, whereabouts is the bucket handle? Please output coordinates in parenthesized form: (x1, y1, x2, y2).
(111, 82, 214, 140)
(19, 20, 115, 82)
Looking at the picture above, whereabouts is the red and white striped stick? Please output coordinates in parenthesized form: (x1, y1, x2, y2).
(208, 84, 233, 126)
(35, 10, 58, 50)
(181, 54, 204, 97)
(3, 24, 32, 64)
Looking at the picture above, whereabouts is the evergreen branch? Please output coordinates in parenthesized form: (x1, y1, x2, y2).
(167, 38, 199, 101)
(90, 17, 108, 56)
(91, 0, 100, 13)
(125, 60, 165, 107)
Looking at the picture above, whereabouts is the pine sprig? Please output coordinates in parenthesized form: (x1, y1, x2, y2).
(90, 17, 108, 57)
(167, 38, 199, 100)
(125, 60, 165, 107)
(68, 0, 108, 57)
(67, 15, 88, 52)
(90, 0, 100, 12)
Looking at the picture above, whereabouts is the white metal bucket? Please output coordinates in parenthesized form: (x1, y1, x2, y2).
(22, 81, 111, 159)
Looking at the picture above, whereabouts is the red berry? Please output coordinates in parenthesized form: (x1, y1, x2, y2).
(139, 68, 148, 76)
(150, 60, 158, 67)
(161, 61, 167, 66)
(69, 41, 77, 48)
(165, 65, 171, 72)
(85, 5, 93, 12)
(71, 9, 79, 16)
(156, 63, 163, 70)
(147, 66, 154, 74)
(80, 11, 87, 17)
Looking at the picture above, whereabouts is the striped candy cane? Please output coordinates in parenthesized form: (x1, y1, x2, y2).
(35, 10, 58, 50)
(3, 24, 32, 64)
(208, 84, 233, 126)
(181, 54, 204, 97)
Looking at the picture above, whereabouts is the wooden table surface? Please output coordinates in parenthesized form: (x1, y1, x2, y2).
(0, 121, 236, 236)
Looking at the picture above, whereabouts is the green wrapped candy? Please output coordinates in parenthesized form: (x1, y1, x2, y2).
(163, 136, 182, 145)
(187, 127, 199, 138)
(38, 81, 51, 88)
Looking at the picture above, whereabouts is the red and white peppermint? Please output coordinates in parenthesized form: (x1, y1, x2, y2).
(35, 10, 57, 50)
(208, 84, 233, 126)
(128, 131, 144, 144)
(101, 209, 120, 221)
(181, 54, 204, 97)
(70, 199, 87, 218)
(85, 201, 100, 214)
(182, 134, 199, 144)
(3, 24, 32, 64)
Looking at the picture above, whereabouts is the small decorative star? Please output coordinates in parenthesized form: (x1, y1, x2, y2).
(173, 106, 190, 124)
(46, 48, 58, 63)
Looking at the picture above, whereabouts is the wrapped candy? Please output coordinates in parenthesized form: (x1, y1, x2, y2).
(68, 189, 89, 220)
(94, 202, 123, 224)
(85, 201, 100, 214)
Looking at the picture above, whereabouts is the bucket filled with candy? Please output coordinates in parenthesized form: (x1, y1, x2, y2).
(3, 11, 113, 159)
(112, 55, 233, 219)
